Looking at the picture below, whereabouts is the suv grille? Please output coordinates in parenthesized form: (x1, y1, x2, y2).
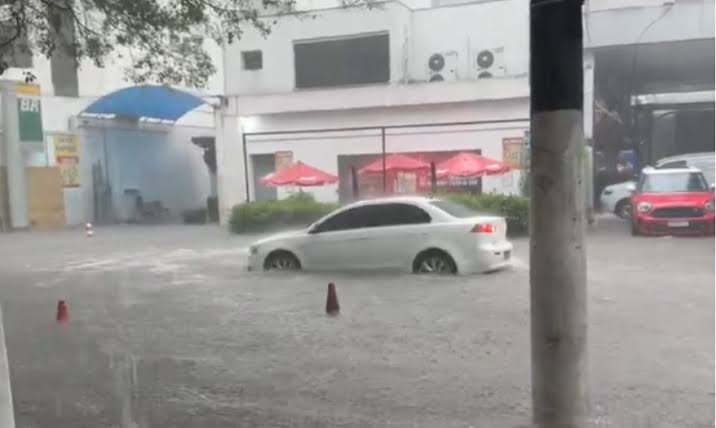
(651, 207, 704, 218)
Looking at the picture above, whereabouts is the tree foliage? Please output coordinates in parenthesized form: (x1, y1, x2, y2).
(0, 0, 325, 88)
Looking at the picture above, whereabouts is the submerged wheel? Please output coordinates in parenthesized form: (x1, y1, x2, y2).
(413, 250, 457, 275)
(264, 251, 301, 271)
(615, 199, 632, 220)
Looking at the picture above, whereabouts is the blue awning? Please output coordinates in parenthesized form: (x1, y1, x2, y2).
(82, 85, 206, 121)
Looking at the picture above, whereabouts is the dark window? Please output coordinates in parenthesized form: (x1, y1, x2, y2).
(293, 33, 390, 89)
(312, 203, 430, 233)
(638, 172, 709, 193)
(370, 203, 431, 226)
(242, 50, 263, 70)
(312, 206, 372, 233)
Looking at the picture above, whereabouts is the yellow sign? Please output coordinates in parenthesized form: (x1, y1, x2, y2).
(52, 134, 80, 188)
(15, 83, 41, 96)
(502, 137, 524, 170)
(275, 151, 293, 172)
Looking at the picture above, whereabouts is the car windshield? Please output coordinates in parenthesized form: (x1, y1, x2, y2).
(639, 172, 709, 193)
(429, 199, 478, 218)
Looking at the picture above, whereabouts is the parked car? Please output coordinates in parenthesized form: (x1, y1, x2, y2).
(600, 181, 636, 219)
(600, 152, 715, 219)
(630, 166, 715, 236)
(247, 196, 513, 275)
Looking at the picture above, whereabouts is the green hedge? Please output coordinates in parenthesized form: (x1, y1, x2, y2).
(444, 193, 529, 236)
(229, 192, 338, 233)
(229, 192, 529, 236)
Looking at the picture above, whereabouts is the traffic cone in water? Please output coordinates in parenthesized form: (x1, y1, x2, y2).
(56, 300, 69, 324)
(85, 222, 94, 238)
(326, 283, 340, 317)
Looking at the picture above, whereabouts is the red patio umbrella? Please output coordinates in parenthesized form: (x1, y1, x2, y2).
(358, 153, 430, 175)
(260, 161, 338, 187)
(436, 152, 510, 178)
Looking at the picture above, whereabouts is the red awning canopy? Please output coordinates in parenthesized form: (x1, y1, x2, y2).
(436, 152, 510, 178)
(359, 153, 430, 175)
(260, 161, 338, 187)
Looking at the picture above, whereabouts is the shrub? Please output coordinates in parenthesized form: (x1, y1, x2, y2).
(444, 192, 529, 236)
(229, 192, 338, 234)
(229, 192, 528, 236)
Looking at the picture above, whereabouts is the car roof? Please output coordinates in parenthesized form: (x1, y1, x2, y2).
(345, 195, 435, 207)
(642, 166, 702, 175)
(657, 152, 714, 164)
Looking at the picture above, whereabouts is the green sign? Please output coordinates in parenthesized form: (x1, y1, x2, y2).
(16, 83, 44, 152)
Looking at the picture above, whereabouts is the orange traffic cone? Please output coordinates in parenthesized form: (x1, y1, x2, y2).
(56, 300, 69, 324)
(326, 283, 340, 317)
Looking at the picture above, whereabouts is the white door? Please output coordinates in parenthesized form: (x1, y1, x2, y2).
(348, 203, 432, 271)
(300, 206, 373, 271)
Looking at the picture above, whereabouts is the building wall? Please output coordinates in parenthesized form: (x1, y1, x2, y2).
(226, 2, 412, 95)
(409, 0, 528, 81)
(225, 0, 529, 96)
(585, 0, 714, 48)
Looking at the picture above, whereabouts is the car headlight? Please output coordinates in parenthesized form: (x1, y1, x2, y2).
(637, 202, 652, 213)
(249, 245, 258, 255)
(602, 188, 613, 196)
(706, 200, 715, 211)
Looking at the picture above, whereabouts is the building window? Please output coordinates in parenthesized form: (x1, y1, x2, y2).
(293, 32, 390, 89)
(242, 50, 263, 70)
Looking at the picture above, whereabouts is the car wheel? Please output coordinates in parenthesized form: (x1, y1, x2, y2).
(264, 251, 301, 271)
(413, 250, 457, 275)
(615, 199, 632, 220)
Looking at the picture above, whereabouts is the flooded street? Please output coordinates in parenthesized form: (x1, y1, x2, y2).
(0, 220, 712, 427)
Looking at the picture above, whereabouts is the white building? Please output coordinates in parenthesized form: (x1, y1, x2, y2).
(0, 39, 224, 227)
(217, 0, 534, 223)
(214, 0, 714, 223)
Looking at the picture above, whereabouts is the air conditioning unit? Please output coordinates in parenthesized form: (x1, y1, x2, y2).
(427, 51, 458, 82)
(473, 47, 505, 79)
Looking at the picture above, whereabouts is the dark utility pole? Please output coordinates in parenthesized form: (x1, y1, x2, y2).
(529, 0, 588, 427)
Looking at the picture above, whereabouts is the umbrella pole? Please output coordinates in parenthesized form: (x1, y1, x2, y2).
(430, 162, 437, 195)
(381, 128, 387, 194)
(350, 166, 359, 200)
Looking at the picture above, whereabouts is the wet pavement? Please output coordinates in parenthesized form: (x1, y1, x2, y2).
(0, 218, 712, 427)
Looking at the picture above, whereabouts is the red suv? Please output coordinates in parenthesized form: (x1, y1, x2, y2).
(631, 167, 715, 236)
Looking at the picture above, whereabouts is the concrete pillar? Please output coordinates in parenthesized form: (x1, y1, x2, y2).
(214, 97, 246, 225)
(0, 305, 15, 428)
(530, 0, 588, 426)
(1, 81, 29, 229)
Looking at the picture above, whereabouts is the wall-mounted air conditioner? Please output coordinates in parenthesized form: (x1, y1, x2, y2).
(472, 47, 505, 79)
(427, 51, 458, 82)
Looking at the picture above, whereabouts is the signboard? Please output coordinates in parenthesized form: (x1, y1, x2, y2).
(502, 137, 524, 169)
(275, 151, 293, 172)
(52, 134, 80, 188)
(16, 83, 43, 152)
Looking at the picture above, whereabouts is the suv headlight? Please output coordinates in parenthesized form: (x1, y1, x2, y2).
(637, 202, 652, 213)
(706, 200, 715, 211)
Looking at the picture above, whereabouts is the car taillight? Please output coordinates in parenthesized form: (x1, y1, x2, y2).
(471, 223, 495, 233)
